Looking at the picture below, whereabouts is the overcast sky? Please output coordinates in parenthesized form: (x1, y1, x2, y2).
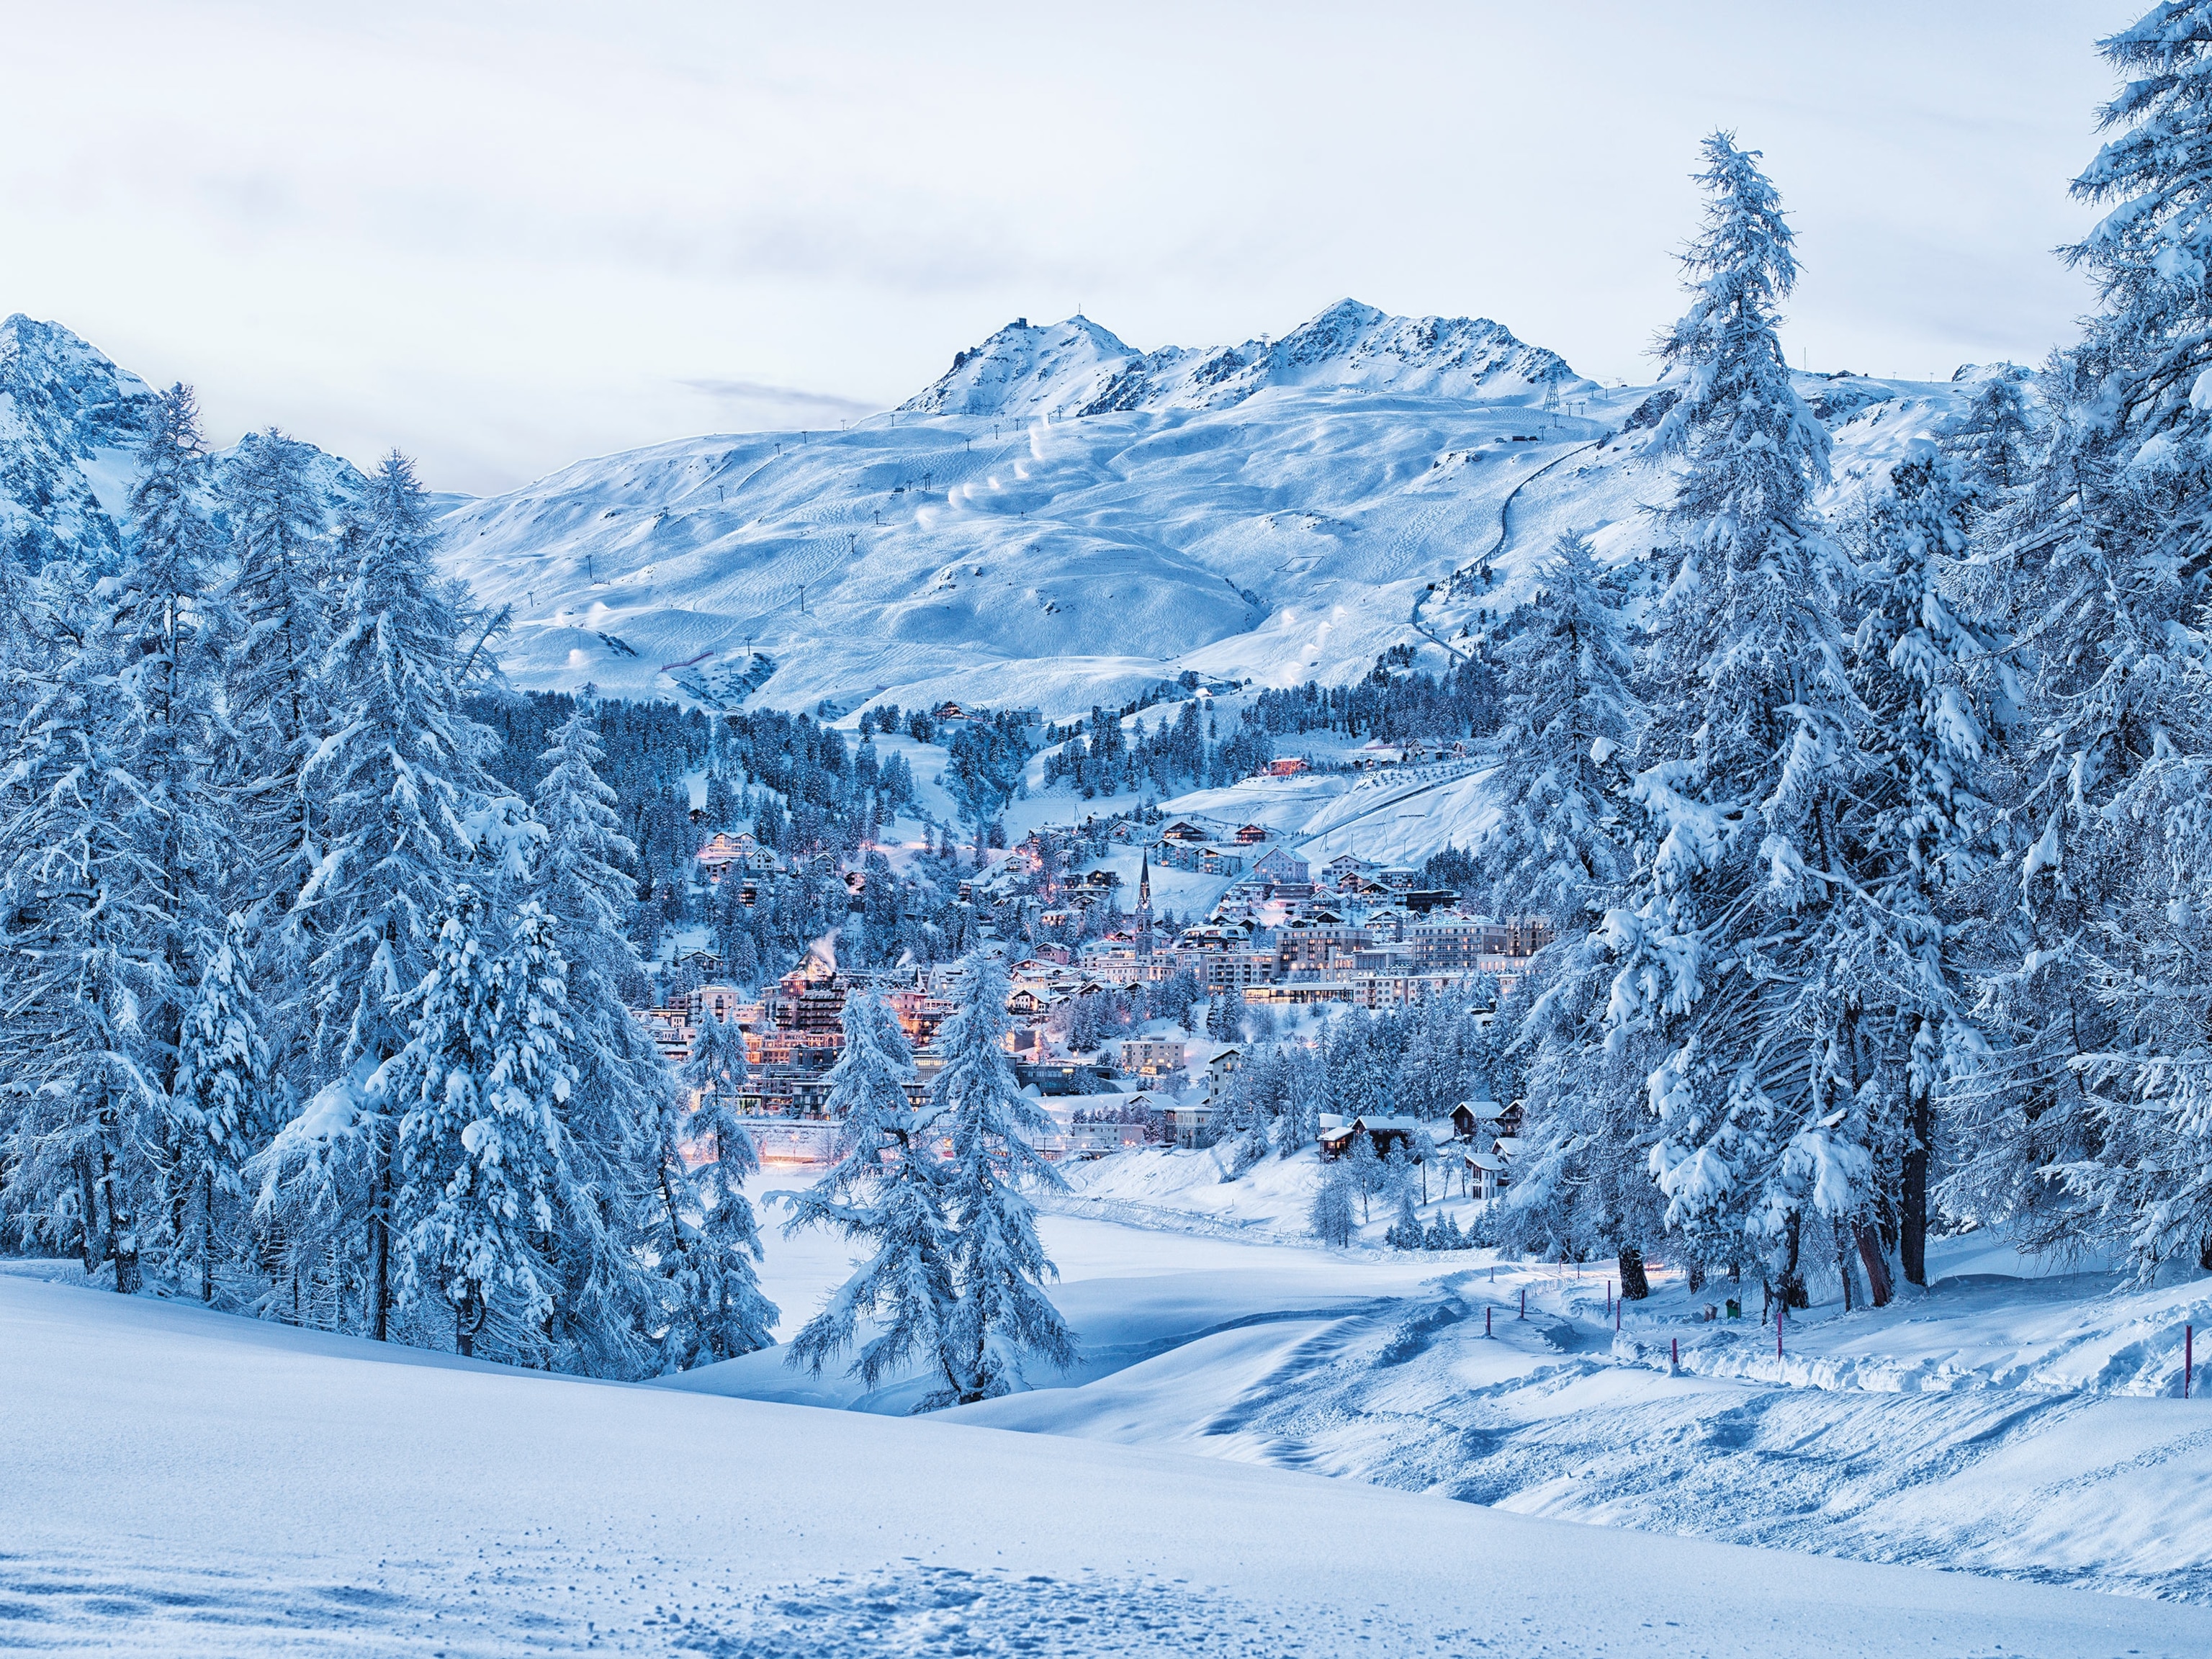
(0, 1, 2141, 495)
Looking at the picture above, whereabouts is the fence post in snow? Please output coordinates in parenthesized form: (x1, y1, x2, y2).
(1485, 1306, 1492, 1339)
(1776, 1303, 1785, 1360)
(1671, 1336, 1680, 1374)
(2189, 1326, 2195, 1400)
(1519, 1287, 1527, 1320)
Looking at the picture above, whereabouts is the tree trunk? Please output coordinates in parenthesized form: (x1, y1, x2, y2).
(371, 1144, 392, 1342)
(1835, 1222, 1856, 1313)
(75, 1154, 100, 1274)
(1901, 1074, 1932, 1287)
(1686, 1259, 1707, 1294)
(1779, 1213, 1808, 1310)
(201, 1170, 216, 1304)
(1855, 1222, 1894, 1307)
(1617, 1246, 1650, 1300)
(102, 1148, 140, 1295)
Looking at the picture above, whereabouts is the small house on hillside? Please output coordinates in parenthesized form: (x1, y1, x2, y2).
(1447, 1096, 1509, 1141)
(1318, 1114, 1422, 1161)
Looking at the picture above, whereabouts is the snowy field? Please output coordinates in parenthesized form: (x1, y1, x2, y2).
(9, 1234, 2212, 1658)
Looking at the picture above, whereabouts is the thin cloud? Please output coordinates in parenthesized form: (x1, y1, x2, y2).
(678, 377, 880, 418)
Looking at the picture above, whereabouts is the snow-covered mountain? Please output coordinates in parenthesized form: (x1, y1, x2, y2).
(898, 299, 1588, 419)
(0, 313, 160, 568)
(433, 301, 1985, 724)
(0, 302, 1994, 743)
(0, 313, 375, 566)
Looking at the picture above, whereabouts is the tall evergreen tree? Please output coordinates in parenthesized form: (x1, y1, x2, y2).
(531, 708, 670, 1374)
(924, 951, 1075, 1406)
(221, 429, 338, 938)
(1602, 134, 1862, 1308)
(291, 451, 505, 1339)
(1843, 446, 2006, 1286)
(659, 1007, 778, 1367)
(0, 564, 171, 1292)
(1951, 6, 2212, 1276)
(785, 991, 956, 1390)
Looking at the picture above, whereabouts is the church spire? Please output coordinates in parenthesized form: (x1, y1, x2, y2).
(1136, 848, 1154, 957)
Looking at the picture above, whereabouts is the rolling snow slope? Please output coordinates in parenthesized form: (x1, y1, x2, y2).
(8, 1260, 2211, 1657)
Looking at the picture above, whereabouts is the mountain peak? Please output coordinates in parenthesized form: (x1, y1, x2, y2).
(897, 300, 1585, 421)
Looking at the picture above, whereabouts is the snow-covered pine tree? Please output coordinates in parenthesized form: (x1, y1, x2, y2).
(659, 1007, 777, 1366)
(289, 451, 506, 1339)
(1946, 373, 2036, 517)
(1948, 6, 2212, 1276)
(530, 708, 672, 1375)
(785, 990, 957, 1388)
(1603, 134, 1864, 1308)
(1339, 1127, 1385, 1226)
(1478, 531, 1637, 925)
(163, 913, 271, 1303)
(113, 385, 235, 1295)
(924, 950, 1076, 1406)
(0, 562, 173, 1292)
(386, 891, 574, 1359)
(1310, 1156, 1356, 1247)
(1843, 444, 2008, 1287)
(1496, 930, 1672, 1274)
(220, 429, 338, 938)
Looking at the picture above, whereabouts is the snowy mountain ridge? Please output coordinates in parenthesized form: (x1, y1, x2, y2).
(0, 303, 1991, 810)
(899, 297, 1588, 419)
(0, 313, 160, 569)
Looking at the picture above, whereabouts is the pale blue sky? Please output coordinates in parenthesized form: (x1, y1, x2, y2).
(0, 1, 2139, 493)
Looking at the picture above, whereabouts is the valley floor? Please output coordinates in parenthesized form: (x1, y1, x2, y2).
(8, 1174, 2212, 1655)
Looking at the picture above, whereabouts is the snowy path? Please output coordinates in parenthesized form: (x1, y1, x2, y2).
(6, 1271, 2209, 1657)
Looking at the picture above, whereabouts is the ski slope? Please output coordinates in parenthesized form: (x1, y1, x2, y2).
(8, 1251, 2209, 1657)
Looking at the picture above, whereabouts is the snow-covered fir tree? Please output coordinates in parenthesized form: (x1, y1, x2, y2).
(385, 892, 575, 1359)
(1309, 1155, 1356, 1247)
(1946, 5, 2212, 1277)
(924, 950, 1076, 1406)
(0, 390, 227, 1295)
(286, 451, 515, 1339)
(1601, 133, 1866, 1308)
(1478, 531, 1637, 924)
(0, 561, 172, 1292)
(1841, 444, 2007, 1287)
(785, 990, 957, 1390)
(220, 429, 338, 943)
(529, 708, 676, 1375)
(163, 913, 271, 1303)
(660, 1007, 777, 1366)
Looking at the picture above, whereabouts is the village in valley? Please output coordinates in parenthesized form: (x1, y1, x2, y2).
(629, 694, 1539, 1216)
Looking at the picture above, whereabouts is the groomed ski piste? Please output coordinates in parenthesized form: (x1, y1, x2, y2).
(9, 1180, 2212, 1656)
